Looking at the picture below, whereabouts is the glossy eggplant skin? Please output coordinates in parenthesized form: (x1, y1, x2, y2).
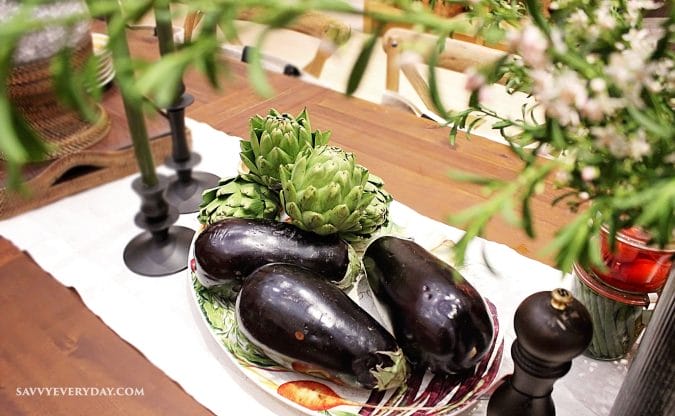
(194, 217, 350, 288)
(236, 263, 408, 390)
(364, 236, 494, 374)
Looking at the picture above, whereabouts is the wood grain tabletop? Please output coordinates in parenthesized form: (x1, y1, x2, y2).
(0, 22, 576, 416)
(0, 237, 214, 416)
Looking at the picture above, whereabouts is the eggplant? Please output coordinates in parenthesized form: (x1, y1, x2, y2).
(364, 236, 494, 374)
(194, 217, 360, 291)
(236, 263, 409, 390)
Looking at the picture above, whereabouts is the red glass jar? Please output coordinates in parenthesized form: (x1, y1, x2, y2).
(591, 226, 675, 293)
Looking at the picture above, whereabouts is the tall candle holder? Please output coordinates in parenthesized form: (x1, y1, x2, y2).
(154, 5, 218, 214)
(108, 11, 193, 277)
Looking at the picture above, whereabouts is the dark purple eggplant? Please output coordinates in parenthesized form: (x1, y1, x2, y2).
(236, 263, 408, 390)
(364, 236, 494, 374)
(194, 217, 360, 290)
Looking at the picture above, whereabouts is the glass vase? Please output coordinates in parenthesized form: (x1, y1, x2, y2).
(573, 263, 648, 360)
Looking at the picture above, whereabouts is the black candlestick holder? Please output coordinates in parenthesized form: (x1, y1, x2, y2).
(163, 93, 219, 214)
(123, 175, 195, 276)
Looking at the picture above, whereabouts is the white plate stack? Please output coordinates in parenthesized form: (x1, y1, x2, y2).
(92, 33, 115, 87)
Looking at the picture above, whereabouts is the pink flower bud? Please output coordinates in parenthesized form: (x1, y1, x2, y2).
(464, 68, 486, 92)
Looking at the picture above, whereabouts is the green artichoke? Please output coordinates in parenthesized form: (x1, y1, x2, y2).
(198, 175, 280, 225)
(343, 173, 393, 241)
(280, 146, 373, 235)
(240, 108, 330, 190)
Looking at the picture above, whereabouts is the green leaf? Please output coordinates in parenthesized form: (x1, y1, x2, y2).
(466, 115, 483, 136)
(136, 50, 193, 106)
(491, 120, 513, 130)
(247, 36, 274, 98)
(525, 0, 551, 35)
(449, 121, 459, 145)
(588, 228, 605, 269)
(482, 24, 506, 45)
(0, 97, 28, 162)
(428, 33, 450, 118)
(50, 48, 98, 122)
(448, 169, 502, 187)
(119, 0, 155, 23)
(627, 106, 672, 139)
(328, 411, 360, 416)
(346, 32, 378, 96)
(521, 197, 534, 237)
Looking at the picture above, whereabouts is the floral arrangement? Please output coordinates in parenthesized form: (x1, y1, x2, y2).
(446, 0, 674, 271)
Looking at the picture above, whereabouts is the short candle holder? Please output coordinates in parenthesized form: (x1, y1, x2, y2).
(123, 175, 194, 276)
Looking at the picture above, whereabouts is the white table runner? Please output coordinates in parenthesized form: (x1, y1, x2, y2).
(0, 119, 628, 415)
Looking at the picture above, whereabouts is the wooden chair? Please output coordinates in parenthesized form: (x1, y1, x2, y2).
(382, 27, 507, 117)
(183, 9, 351, 79)
(381, 27, 551, 152)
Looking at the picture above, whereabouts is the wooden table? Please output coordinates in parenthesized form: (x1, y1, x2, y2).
(0, 27, 577, 415)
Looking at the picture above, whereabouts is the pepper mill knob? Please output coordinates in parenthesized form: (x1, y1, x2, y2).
(487, 288, 593, 416)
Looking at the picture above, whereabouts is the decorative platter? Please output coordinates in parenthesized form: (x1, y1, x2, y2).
(188, 225, 504, 416)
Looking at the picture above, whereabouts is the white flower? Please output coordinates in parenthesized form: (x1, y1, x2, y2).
(531, 69, 555, 92)
(531, 69, 590, 127)
(548, 102, 581, 126)
(581, 92, 623, 122)
(645, 58, 675, 93)
(550, 28, 567, 54)
(628, 130, 651, 160)
(627, 0, 663, 25)
(568, 10, 589, 28)
(596, 1, 617, 30)
(558, 71, 588, 109)
(581, 99, 605, 122)
(541, 70, 588, 126)
(588, 25, 601, 40)
(590, 78, 606, 93)
(627, 0, 662, 10)
(651, 58, 674, 80)
(554, 170, 572, 185)
(623, 28, 661, 57)
(606, 50, 651, 107)
(578, 192, 590, 201)
(517, 25, 549, 69)
(592, 125, 630, 157)
(581, 166, 600, 182)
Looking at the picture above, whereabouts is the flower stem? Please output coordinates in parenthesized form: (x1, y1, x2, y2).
(107, 12, 158, 187)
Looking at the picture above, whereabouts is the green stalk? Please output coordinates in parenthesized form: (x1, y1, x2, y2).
(107, 12, 158, 187)
(525, 0, 550, 35)
(154, 1, 177, 57)
(153, 1, 184, 105)
(594, 290, 610, 358)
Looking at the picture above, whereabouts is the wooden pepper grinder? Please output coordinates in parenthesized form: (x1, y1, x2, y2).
(488, 288, 593, 416)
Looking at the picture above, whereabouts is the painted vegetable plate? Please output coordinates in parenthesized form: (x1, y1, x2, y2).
(188, 232, 504, 416)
